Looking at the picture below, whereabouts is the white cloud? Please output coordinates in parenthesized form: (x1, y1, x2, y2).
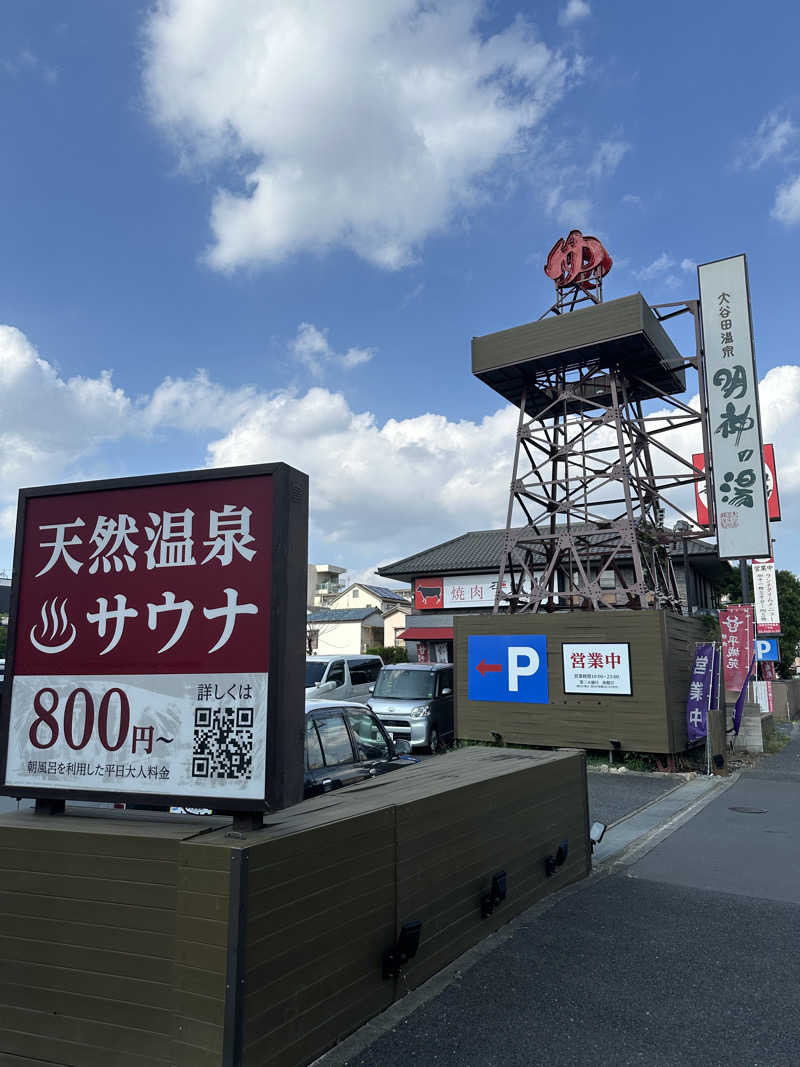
(588, 138, 629, 179)
(635, 252, 675, 281)
(680, 258, 696, 272)
(772, 175, 800, 226)
(143, 0, 570, 272)
(290, 323, 374, 377)
(0, 326, 130, 494)
(0, 48, 58, 84)
(622, 193, 641, 205)
(3, 324, 800, 577)
(207, 389, 517, 560)
(545, 188, 593, 228)
(737, 110, 796, 170)
(559, 0, 591, 26)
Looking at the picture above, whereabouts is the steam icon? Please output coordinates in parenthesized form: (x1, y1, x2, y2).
(30, 598, 77, 654)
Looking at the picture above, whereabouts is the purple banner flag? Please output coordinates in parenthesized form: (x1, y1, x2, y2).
(687, 642, 714, 743)
(733, 655, 757, 736)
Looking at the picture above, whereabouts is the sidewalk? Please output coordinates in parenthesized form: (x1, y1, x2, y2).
(317, 725, 800, 1067)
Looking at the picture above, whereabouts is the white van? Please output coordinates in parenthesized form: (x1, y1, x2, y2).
(305, 655, 383, 703)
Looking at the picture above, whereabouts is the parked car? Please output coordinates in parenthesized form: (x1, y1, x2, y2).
(367, 663, 454, 753)
(304, 700, 418, 798)
(305, 654, 383, 703)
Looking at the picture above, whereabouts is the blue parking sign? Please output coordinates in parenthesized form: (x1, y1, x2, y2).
(755, 637, 779, 661)
(468, 634, 549, 704)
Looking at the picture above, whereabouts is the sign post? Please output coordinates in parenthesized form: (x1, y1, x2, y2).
(0, 463, 308, 822)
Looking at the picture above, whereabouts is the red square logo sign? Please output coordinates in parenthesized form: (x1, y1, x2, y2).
(415, 578, 443, 610)
(2, 469, 280, 807)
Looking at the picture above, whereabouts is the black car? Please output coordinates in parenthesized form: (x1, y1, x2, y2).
(304, 700, 418, 799)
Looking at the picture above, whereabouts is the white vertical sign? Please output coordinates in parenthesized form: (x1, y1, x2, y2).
(698, 255, 770, 559)
(752, 558, 781, 634)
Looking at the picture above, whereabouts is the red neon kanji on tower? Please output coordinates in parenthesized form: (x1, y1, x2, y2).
(544, 229, 612, 288)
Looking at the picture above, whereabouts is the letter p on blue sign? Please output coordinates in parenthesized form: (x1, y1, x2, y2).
(468, 634, 549, 703)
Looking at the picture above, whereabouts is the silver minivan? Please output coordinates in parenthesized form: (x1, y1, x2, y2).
(305, 655, 383, 703)
(367, 663, 454, 753)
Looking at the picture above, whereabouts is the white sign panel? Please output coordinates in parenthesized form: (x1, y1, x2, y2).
(443, 572, 551, 609)
(752, 558, 781, 634)
(562, 643, 632, 695)
(698, 255, 770, 559)
(3, 673, 267, 800)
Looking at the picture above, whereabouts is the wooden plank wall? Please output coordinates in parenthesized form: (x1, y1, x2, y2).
(236, 747, 589, 1067)
(397, 752, 589, 990)
(663, 613, 710, 752)
(0, 814, 213, 1067)
(455, 610, 680, 752)
(240, 809, 396, 1067)
(172, 841, 231, 1067)
(0, 748, 590, 1067)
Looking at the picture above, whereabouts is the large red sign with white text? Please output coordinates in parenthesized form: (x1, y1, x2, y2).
(0, 465, 310, 810)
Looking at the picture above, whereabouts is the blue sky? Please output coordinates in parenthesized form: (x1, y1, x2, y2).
(1, 0, 799, 582)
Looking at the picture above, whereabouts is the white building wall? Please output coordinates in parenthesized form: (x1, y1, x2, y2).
(314, 621, 363, 655)
(331, 586, 382, 610)
(383, 607, 410, 647)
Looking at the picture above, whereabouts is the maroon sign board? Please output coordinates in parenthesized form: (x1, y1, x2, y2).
(0, 463, 308, 812)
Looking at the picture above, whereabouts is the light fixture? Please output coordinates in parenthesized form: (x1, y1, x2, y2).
(545, 839, 569, 877)
(383, 920, 422, 980)
(481, 870, 508, 918)
(589, 821, 607, 851)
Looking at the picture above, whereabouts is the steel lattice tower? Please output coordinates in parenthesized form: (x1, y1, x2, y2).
(470, 234, 712, 614)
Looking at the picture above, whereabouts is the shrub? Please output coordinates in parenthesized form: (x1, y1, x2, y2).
(366, 645, 408, 664)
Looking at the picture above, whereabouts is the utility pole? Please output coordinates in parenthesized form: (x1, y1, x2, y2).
(739, 557, 750, 604)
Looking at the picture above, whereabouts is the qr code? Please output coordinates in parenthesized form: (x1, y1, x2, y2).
(192, 706, 254, 780)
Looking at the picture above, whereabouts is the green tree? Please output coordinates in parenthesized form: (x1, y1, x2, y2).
(775, 569, 800, 678)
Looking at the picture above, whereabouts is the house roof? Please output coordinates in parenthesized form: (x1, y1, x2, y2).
(378, 525, 722, 582)
(307, 607, 382, 624)
(329, 582, 410, 606)
(361, 583, 409, 602)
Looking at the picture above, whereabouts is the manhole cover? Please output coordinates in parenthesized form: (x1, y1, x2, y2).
(728, 806, 768, 814)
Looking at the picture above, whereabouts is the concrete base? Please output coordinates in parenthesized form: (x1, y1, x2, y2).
(730, 701, 775, 753)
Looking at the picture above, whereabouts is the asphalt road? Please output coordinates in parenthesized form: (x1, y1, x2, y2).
(321, 727, 800, 1067)
(587, 769, 681, 826)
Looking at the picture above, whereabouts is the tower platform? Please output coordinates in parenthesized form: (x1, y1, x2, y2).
(472, 292, 686, 416)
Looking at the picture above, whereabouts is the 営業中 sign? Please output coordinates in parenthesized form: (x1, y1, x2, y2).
(751, 558, 781, 635)
(698, 255, 770, 559)
(0, 463, 308, 811)
(561, 643, 632, 695)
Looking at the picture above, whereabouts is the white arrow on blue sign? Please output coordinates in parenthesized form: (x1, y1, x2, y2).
(468, 634, 549, 703)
